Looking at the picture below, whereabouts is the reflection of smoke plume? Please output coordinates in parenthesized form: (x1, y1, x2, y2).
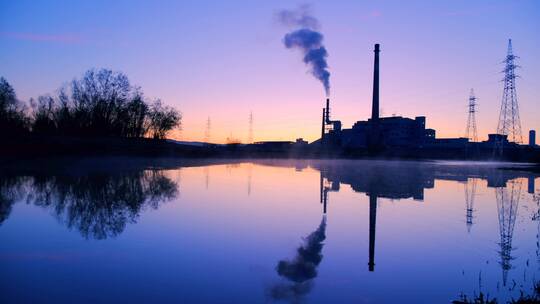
(277, 217, 327, 282)
(269, 216, 327, 302)
(278, 5, 331, 96)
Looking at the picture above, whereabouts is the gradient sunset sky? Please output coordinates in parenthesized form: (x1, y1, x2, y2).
(1, 0, 539, 143)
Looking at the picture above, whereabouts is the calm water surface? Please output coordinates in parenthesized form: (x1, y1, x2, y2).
(1, 158, 539, 303)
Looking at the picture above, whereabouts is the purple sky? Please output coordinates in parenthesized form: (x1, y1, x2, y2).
(1, 0, 538, 143)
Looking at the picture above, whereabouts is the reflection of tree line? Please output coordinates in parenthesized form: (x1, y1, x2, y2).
(0, 170, 178, 239)
(0, 175, 28, 225)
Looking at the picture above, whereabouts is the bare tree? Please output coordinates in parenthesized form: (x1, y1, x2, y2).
(25, 68, 181, 139)
(147, 99, 181, 139)
(0, 77, 29, 135)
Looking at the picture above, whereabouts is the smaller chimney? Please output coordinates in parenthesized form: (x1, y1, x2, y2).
(321, 108, 326, 140)
(529, 130, 536, 146)
(325, 98, 330, 124)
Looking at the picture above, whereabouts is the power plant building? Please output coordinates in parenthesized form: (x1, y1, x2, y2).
(308, 43, 538, 162)
(318, 44, 435, 150)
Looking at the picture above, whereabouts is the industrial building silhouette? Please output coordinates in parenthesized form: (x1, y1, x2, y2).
(309, 43, 538, 161)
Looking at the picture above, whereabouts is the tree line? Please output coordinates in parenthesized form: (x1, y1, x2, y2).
(0, 69, 181, 139)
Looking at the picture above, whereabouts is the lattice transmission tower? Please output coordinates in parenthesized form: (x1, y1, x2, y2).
(497, 39, 522, 143)
(204, 116, 211, 143)
(248, 111, 253, 144)
(465, 89, 478, 142)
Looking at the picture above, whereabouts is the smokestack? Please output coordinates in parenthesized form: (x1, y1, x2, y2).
(530, 130, 536, 146)
(325, 98, 330, 124)
(371, 44, 380, 121)
(321, 107, 326, 140)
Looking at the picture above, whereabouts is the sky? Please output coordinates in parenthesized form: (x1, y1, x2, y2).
(1, 0, 539, 143)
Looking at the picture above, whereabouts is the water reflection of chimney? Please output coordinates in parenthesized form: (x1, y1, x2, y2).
(368, 193, 377, 272)
(528, 176, 535, 194)
(319, 174, 340, 214)
(320, 172, 325, 212)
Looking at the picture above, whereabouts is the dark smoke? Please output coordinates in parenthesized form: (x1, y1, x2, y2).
(278, 6, 331, 96)
(269, 216, 327, 302)
(276, 4, 320, 29)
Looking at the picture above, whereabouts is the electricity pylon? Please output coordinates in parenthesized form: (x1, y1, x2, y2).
(496, 39, 522, 143)
(204, 116, 211, 143)
(465, 89, 478, 142)
(248, 111, 253, 144)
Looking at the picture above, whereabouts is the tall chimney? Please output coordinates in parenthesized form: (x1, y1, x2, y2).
(371, 44, 380, 121)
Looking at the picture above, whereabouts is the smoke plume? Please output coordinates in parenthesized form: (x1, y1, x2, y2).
(278, 5, 331, 96)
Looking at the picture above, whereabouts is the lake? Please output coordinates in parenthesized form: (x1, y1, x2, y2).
(1, 158, 539, 303)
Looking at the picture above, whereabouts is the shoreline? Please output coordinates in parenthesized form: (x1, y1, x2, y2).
(2, 135, 539, 164)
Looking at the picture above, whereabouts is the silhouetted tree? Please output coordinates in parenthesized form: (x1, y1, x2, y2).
(0, 77, 29, 135)
(122, 93, 149, 137)
(147, 99, 181, 139)
(28, 68, 181, 139)
(30, 95, 57, 135)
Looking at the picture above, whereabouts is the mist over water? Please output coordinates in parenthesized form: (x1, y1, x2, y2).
(0, 159, 539, 303)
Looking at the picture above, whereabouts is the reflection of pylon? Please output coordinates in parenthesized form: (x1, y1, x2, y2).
(247, 163, 252, 196)
(465, 89, 478, 142)
(532, 187, 540, 264)
(204, 167, 209, 189)
(495, 179, 522, 286)
(464, 178, 477, 233)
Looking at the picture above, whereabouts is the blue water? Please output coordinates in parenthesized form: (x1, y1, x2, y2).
(0, 158, 539, 303)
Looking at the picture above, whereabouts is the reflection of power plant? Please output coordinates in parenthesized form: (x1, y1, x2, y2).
(368, 193, 377, 271)
(316, 162, 435, 272)
(312, 41, 538, 161)
(311, 161, 537, 279)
